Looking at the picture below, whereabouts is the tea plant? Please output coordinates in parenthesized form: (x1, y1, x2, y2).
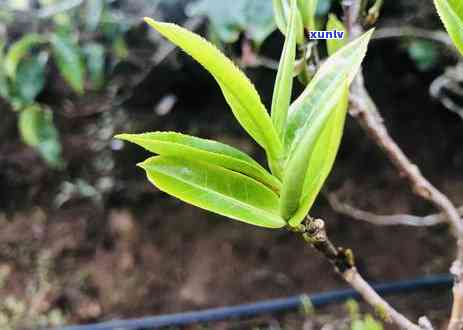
(0, 0, 131, 167)
(118, 0, 463, 329)
(117, 3, 372, 229)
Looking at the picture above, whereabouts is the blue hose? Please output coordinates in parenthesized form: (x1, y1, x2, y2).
(56, 274, 452, 330)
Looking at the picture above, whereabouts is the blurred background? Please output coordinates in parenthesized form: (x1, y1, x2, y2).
(0, 0, 462, 329)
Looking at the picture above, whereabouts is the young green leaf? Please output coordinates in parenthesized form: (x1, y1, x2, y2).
(280, 81, 348, 220)
(326, 14, 347, 55)
(288, 84, 349, 226)
(298, 0, 318, 31)
(139, 156, 286, 228)
(273, 0, 288, 37)
(434, 0, 463, 55)
(144, 18, 283, 161)
(4, 34, 44, 79)
(271, 0, 298, 138)
(14, 54, 47, 105)
(285, 29, 373, 154)
(116, 132, 281, 192)
(50, 33, 85, 94)
(272, 0, 305, 44)
(18, 104, 63, 168)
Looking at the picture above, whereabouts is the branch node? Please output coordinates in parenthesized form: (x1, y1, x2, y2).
(301, 217, 354, 273)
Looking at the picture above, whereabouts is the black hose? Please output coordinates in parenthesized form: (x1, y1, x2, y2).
(56, 274, 452, 330)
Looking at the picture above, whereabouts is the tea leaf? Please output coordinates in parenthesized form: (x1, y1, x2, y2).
(326, 14, 347, 55)
(50, 33, 85, 94)
(273, 0, 288, 37)
(285, 29, 373, 154)
(280, 82, 348, 221)
(288, 84, 348, 226)
(280, 31, 372, 221)
(144, 18, 283, 161)
(4, 34, 43, 79)
(271, 0, 298, 138)
(298, 0, 318, 31)
(139, 156, 286, 228)
(272, 0, 305, 44)
(434, 0, 463, 55)
(14, 54, 47, 105)
(116, 132, 281, 192)
(18, 104, 63, 168)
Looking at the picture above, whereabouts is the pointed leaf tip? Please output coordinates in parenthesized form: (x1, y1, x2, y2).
(434, 0, 463, 56)
(115, 131, 281, 192)
(140, 156, 286, 228)
(271, 0, 298, 138)
(143, 16, 283, 161)
(114, 133, 128, 140)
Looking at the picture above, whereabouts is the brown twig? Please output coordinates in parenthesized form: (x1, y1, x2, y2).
(297, 217, 423, 329)
(342, 1, 463, 329)
(326, 192, 463, 227)
(348, 75, 463, 235)
(342, 268, 424, 330)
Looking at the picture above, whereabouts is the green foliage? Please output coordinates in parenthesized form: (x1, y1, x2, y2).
(273, 0, 305, 44)
(284, 30, 372, 225)
(187, 0, 276, 46)
(271, 0, 298, 139)
(285, 30, 373, 152)
(298, 0, 318, 31)
(139, 157, 286, 228)
(119, 17, 372, 228)
(14, 54, 47, 107)
(0, 32, 78, 166)
(187, 0, 325, 47)
(0, 0, 132, 167)
(116, 132, 281, 192)
(4, 34, 44, 79)
(144, 18, 283, 164)
(326, 14, 347, 55)
(434, 0, 463, 55)
(285, 84, 349, 224)
(50, 33, 85, 94)
(18, 105, 63, 169)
